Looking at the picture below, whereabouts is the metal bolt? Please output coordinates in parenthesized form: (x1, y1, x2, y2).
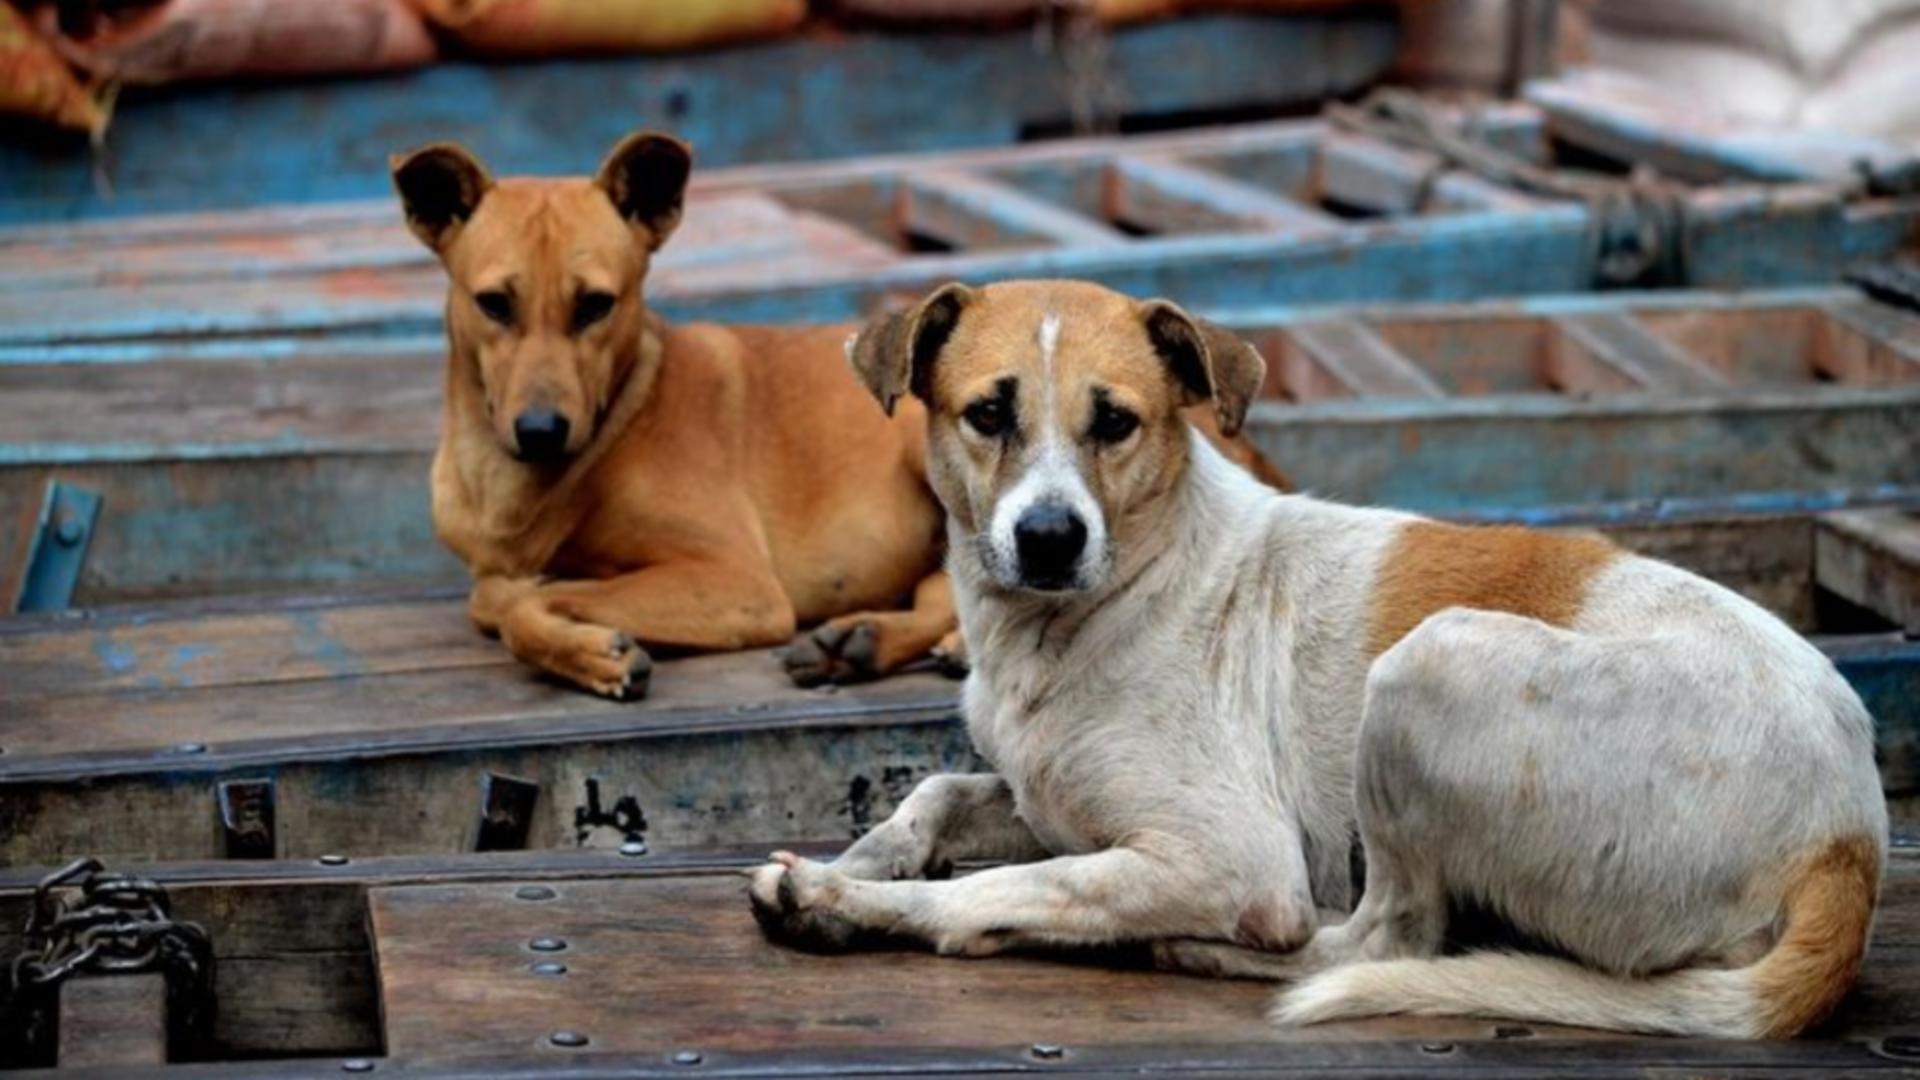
(54, 517, 84, 546)
(515, 885, 557, 901)
(1030, 1043, 1066, 1060)
(1493, 1025, 1533, 1040)
(1881, 1035, 1920, 1061)
(317, 854, 349, 867)
(619, 839, 648, 857)
(549, 1031, 589, 1048)
(1419, 1042, 1455, 1055)
(671, 1050, 704, 1066)
(341, 1061, 375, 1074)
(529, 937, 568, 952)
(530, 961, 569, 976)
(173, 742, 207, 755)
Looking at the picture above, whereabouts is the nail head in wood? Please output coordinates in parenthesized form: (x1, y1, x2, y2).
(317, 854, 349, 866)
(672, 1050, 704, 1066)
(549, 1031, 589, 1048)
(530, 961, 568, 976)
(515, 885, 557, 901)
(529, 937, 567, 952)
(341, 1061, 375, 1073)
(1030, 1043, 1066, 1060)
(619, 840, 648, 857)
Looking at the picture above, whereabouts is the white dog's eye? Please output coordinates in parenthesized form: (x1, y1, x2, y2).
(963, 397, 1011, 439)
(1090, 399, 1139, 444)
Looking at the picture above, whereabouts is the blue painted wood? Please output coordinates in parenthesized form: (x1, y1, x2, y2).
(0, 13, 1397, 224)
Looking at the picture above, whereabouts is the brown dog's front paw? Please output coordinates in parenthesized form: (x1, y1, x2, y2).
(577, 630, 653, 700)
(747, 852, 865, 952)
(781, 619, 879, 687)
(930, 630, 969, 679)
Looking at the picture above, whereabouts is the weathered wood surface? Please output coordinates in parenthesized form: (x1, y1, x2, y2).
(3, 288, 1917, 605)
(0, 13, 1401, 225)
(368, 855, 1920, 1063)
(57, 975, 168, 1067)
(1, 489, 1917, 866)
(0, 844, 1909, 1071)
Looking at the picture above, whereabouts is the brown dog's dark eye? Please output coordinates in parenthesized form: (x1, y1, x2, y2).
(963, 397, 1010, 439)
(572, 290, 616, 334)
(474, 290, 514, 326)
(1090, 400, 1140, 444)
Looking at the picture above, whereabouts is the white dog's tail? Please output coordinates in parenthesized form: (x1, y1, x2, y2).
(1273, 838, 1878, 1038)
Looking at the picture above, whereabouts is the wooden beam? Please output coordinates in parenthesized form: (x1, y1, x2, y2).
(1281, 319, 1447, 399)
(1317, 133, 1545, 216)
(1819, 510, 1920, 631)
(1549, 311, 1731, 394)
(1102, 156, 1340, 236)
(896, 170, 1128, 251)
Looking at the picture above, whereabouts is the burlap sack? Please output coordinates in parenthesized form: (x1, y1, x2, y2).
(0, 4, 101, 133)
(42, 0, 437, 86)
(409, 0, 806, 55)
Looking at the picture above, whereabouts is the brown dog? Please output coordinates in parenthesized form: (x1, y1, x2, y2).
(394, 130, 1286, 698)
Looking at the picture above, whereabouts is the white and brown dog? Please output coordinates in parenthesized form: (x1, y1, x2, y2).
(747, 279, 1888, 1038)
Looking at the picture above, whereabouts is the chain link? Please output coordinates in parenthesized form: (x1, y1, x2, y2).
(3, 857, 216, 1064)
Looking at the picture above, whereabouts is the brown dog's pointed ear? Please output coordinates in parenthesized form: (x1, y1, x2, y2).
(595, 131, 692, 251)
(847, 283, 975, 416)
(391, 143, 493, 254)
(1139, 299, 1265, 438)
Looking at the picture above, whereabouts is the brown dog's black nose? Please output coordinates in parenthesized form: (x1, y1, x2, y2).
(1014, 503, 1087, 590)
(513, 407, 572, 464)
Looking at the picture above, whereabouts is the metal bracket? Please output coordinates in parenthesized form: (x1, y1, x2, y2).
(474, 772, 541, 852)
(12, 481, 102, 613)
(217, 778, 278, 860)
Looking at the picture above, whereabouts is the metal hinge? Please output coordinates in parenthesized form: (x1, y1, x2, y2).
(11, 480, 103, 613)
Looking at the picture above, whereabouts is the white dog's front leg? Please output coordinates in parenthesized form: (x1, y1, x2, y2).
(830, 773, 1049, 882)
(749, 837, 1248, 957)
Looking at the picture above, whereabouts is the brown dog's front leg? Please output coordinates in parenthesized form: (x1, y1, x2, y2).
(783, 570, 962, 686)
(749, 835, 1250, 957)
(476, 561, 795, 700)
(830, 774, 1049, 881)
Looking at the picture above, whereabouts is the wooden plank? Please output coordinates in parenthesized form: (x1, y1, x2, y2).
(1818, 296, 1920, 385)
(1315, 133, 1545, 216)
(896, 170, 1128, 250)
(0, 14, 1399, 224)
(1278, 319, 1447, 399)
(370, 860, 1920, 1064)
(1548, 311, 1730, 393)
(1102, 156, 1340, 236)
(58, 975, 168, 1067)
(1820, 511, 1920, 632)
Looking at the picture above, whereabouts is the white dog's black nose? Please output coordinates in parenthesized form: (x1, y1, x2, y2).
(1014, 503, 1087, 589)
(513, 407, 571, 464)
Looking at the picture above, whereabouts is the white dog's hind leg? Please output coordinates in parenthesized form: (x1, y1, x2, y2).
(830, 773, 1047, 881)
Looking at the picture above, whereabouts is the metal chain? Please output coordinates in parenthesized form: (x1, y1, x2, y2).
(1327, 88, 1689, 289)
(3, 857, 216, 1064)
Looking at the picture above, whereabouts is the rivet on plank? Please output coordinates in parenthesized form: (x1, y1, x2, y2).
(672, 1050, 704, 1066)
(217, 778, 277, 860)
(341, 1060, 376, 1073)
(474, 772, 541, 852)
(514, 885, 557, 902)
(317, 854, 349, 867)
(530, 962, 568, 977)
(529, 937, 567, 952)
(549, 1031, 589, 1048)
(1030, 1043, 1066, 1061)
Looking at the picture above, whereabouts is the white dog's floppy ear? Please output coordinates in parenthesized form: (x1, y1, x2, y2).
(595, 131, 693, 252)
(1139, 299, 1266, 437)
(391, 142, 494, 254)
(846, 282, 975, 416)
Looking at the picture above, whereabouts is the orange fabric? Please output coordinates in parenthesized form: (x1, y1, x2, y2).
(410, 0, 806, 55)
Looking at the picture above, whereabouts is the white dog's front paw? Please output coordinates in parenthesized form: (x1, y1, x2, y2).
(746, 851, 865, 952)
